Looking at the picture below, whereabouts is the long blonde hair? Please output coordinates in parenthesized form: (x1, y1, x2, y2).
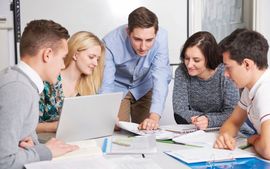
(64, 31, 105, 95)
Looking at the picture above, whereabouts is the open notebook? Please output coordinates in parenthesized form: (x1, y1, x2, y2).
(166, 130, 256, 164)
(172, 130, 249, 148)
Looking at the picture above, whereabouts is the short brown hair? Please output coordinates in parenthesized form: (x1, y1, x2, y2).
(20, 19, 69, 57)
(128, 7, 158, 33)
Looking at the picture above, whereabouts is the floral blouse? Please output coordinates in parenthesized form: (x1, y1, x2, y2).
(39, 75, 64, 122)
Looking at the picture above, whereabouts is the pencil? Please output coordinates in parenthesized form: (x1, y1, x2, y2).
(112, 141, 130, 147)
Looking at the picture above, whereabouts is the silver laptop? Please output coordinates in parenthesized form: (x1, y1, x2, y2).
(56, 92, 122, 142)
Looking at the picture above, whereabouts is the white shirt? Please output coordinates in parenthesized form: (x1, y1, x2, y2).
(17, 61, 44, 94)
(238, 68, 270, 134)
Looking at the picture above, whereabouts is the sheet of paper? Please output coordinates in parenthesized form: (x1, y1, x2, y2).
(25, 155, 162, 169)
(165, 147, 255, 164)
(173, 130, 217, 147)
(53, 139, 102, 160)
(109, 156, 162, 169)
(105, 135, 157, 154)
(25, 156, 113, 169)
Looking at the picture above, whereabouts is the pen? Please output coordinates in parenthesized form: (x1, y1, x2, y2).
(196, 113, 207, 119)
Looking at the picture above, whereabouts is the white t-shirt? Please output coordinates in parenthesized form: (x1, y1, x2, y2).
(238, 68, 270, 134)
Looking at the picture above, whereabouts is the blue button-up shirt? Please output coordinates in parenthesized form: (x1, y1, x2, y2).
(100, 25, 172, 116)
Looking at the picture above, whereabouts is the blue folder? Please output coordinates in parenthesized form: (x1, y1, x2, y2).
(166, 152, 270, 169)
(189, 157, 270, 169)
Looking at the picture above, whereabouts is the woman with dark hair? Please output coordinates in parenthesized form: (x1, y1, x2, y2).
(173, 31, 239, 130)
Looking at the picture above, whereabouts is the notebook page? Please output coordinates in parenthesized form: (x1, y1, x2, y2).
(172, 130, 217, 147)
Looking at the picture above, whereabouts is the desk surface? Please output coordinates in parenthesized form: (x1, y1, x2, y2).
(38, 131, 269, 169)
(38, 132, 191, 169)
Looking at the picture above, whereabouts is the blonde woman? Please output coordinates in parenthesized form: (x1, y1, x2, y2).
(37, 31, 105, 133)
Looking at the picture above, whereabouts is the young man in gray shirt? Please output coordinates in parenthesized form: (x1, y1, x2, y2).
(0, 20, 78, 169)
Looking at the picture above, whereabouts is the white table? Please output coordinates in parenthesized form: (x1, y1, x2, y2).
(38, 132, 191, 169)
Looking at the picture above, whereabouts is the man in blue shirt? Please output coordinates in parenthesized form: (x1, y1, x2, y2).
(100, 7, 172, 130)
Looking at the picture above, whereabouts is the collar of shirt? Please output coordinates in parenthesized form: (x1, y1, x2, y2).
(17, 61, 44, 94)
(249, 68, 270, 100)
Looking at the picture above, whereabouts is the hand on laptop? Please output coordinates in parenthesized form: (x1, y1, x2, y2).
(45, 138, 79, 158)
(19, 136, 34, 149)
(138, 112, 160, 130)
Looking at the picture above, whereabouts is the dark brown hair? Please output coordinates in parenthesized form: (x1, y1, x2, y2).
(180, 31, 221, 70)
(220, 30, 269, 70)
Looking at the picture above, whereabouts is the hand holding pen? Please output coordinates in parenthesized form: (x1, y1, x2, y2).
(191, 113, 209, 130)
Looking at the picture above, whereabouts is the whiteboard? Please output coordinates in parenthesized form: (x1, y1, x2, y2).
(20, 0, 187, 64)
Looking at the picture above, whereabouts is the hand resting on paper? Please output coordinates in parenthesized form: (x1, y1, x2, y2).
(45, 138, 79, 158)
(214, 132, 236, 150)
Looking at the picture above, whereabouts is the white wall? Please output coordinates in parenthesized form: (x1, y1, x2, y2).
(20, 0, 187, 64)
(0, 0, 15, 71)
(254, 0, 270, 64)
